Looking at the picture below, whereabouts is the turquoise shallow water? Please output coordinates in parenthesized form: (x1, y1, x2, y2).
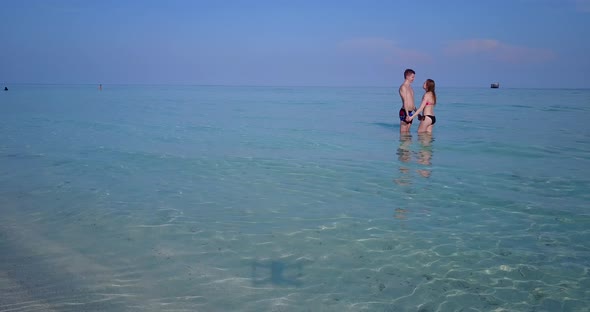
(0, 85, 589, 311)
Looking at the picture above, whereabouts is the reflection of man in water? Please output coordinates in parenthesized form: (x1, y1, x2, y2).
(417, 134, 433, 178)
(394, 135, 412, 227)
(395, 133, 412, 185)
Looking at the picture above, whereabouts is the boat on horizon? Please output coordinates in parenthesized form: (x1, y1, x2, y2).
(491, 82, 500, 88)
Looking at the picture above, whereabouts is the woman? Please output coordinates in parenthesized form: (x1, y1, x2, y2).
(408, 79, 437, 133)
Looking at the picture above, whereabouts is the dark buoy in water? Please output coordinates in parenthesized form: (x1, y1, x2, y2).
(3, 87, 7, 91)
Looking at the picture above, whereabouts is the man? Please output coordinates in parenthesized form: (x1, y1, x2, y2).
(398, 69, 416, 133)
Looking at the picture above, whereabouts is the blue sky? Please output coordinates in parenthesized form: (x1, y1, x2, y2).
(1, 0, 589, 88)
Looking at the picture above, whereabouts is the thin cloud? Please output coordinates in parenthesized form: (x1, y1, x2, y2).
(383, 50, 432, 65)
(340, 38, 397, 52)
(444, 39, 556, 63)
(575, 0, 590, 12)
(515, 0, 590, 12)
(340, 37, 433, 65)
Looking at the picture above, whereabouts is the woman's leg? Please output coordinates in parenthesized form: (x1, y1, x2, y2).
(418, 118, 431, 133)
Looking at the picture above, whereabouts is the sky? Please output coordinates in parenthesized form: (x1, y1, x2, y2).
(1, 0, 589, 88)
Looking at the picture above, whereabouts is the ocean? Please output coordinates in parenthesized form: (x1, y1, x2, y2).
(1, 84, 589, 311)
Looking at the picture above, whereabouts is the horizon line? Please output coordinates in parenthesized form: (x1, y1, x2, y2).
(2, 82, 589, 90)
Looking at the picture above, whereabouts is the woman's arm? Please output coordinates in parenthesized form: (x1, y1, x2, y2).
(409, 92, 432, 121)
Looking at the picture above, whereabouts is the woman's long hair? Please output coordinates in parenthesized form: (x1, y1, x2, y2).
(426, 79, 436, 104)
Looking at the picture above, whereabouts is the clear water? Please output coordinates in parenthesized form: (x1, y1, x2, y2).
(1, 85, 589, 311)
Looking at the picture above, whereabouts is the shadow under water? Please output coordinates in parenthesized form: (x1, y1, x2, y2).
(251, 259, 305, 287)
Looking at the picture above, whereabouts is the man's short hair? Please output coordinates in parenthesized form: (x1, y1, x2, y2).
(404, 69, 415, 78)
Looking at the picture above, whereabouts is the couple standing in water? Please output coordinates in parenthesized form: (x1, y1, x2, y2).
(396, 69, 435, 180)
(398, 69, 437, 134)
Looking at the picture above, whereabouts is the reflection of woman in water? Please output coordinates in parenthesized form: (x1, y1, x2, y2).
(408, 79, 436, 133)
(417, 134, 433, 178)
